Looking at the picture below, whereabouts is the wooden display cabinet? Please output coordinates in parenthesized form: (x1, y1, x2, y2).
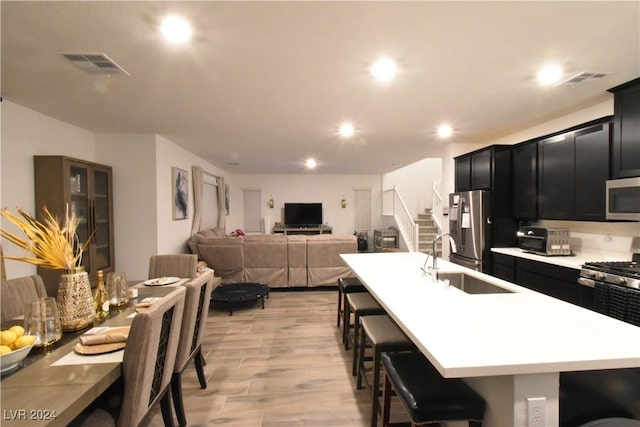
(34, 156, 115, 295)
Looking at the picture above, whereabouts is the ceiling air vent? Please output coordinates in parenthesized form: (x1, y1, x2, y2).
(61, 53, 129, 75)
(557, 71, 609, 86)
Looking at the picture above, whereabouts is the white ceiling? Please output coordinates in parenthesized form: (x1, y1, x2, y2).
(2, 1, 639, 174)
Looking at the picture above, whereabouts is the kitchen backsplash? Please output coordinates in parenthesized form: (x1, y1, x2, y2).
(536, 219, 639, 256)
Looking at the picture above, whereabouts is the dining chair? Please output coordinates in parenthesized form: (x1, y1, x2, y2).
(1, 274, 48, 322)
(171, 269, 215, 426)
(71, 286, 186, 427)
(148, 254, 198, 280)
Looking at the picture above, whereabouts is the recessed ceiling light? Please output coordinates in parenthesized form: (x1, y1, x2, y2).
(339, 123, 355, 138)
(160, 15, 192, 44)
(370, 58, 397, 83)
(537, 64, 563, 86)
(437, 124, 453, 138)
(305, 158, 317, 169)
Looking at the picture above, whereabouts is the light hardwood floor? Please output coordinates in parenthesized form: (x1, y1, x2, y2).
(146, 289, 374, 427)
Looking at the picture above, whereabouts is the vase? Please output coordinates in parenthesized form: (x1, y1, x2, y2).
(56, 266, 95, 331)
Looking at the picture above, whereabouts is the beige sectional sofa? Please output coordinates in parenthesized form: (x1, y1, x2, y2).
(188, 229, 357, 288)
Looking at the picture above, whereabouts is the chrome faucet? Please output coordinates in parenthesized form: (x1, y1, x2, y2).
(422, 233, 458, 281)
(431, 233, 457, 271)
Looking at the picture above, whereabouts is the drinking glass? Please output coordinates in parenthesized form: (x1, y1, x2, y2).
(24, 300, 44, 346)
(41, 297, 62, 345)
(107, 272, 128, 307)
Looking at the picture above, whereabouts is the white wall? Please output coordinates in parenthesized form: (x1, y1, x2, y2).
(0, 101, 230, 281)
(154, 135, 229, 255)
(230, 174, 383, 236)
(95, 133, 229, 280)
(1, 101, 95, 279)
(382, 158, 442, 219)
(94, 133, 158, 280)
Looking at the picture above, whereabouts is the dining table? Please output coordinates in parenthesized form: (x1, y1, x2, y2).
(0, 275, 219, 427)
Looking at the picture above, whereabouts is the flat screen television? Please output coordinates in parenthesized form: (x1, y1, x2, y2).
(284, 203, 323, 227)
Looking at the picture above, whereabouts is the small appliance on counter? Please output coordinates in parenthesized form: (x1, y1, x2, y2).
(516, 226, 571, 256)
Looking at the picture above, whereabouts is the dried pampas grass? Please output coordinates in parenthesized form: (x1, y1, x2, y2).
(0, 204, 92, 270)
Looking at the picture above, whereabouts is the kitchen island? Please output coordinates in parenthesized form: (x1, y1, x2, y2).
(341, 251, 640, 427)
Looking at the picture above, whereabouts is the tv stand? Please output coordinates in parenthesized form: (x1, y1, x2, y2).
(273, 226, 333, 235)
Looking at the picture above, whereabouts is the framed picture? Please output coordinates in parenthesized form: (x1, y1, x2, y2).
(172, 167, 189, 220)
(224, 184, 230, 215)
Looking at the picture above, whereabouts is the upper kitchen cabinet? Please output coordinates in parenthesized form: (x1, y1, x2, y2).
(454, 154, 472, 192)
(608, 78, 640, 179)
(34, 156, 115, 295)
(538, 118, 611, 221)
(512, 141, 538, 219)
(454, 145, 512, 194)
(455, 145, 516, 247)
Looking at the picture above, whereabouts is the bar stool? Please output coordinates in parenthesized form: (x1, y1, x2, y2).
(357, 315, 415, 427)
(381, 351, 486, 427)
(337, 277, 367, 328)
(343, 292, 384, 351)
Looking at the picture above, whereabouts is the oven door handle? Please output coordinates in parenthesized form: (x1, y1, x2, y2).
(578, 277, 596, 288)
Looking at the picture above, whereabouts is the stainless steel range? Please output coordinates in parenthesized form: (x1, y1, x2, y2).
(578, 261, 640, 327)
(578, 261, 640, 290)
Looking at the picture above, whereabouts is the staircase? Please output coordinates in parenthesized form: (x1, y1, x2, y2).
(416, 209, 440, 255)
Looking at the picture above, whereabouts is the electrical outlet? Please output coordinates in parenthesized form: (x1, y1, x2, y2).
(527, 397, 546, 427)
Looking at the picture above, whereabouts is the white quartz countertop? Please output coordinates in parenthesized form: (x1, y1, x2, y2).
(342, 252, 640, 378)
(491, 247, 633, 270)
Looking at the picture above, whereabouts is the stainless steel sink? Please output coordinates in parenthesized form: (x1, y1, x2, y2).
(437, 272, 514, 294)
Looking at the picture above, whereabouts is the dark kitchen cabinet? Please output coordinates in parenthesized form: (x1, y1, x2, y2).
(454, 146, 517, 249)
(471, 149, 492, 190)
(514, 258, 581, 306)
(574, 123, 610, 220)
(489, 254, 583, 306)
(455, 155, 472, 191)
(608, 78, 640, 179)
(454, 145, 512, 193)
(454, 145, 510, 193)
(538, 118, 611, 221)
(512, 142, 538, 219)
(491, 252, 515, 283)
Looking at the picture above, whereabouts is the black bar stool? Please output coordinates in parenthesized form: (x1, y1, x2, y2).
(357, 315, 415, 427)
(381, 351, 486, 427)
(337, 277, 367, 328)
(343, 292, 384, 351)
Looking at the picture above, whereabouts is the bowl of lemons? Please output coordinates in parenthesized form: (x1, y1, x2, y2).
(0, 326, 36, 373)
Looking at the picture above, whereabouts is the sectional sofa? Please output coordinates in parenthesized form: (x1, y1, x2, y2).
(188, 229, 357, 288)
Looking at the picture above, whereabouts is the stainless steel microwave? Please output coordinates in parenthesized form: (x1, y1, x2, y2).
(606, 177, 640, 221)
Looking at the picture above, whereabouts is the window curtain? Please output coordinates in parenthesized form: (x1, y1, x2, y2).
(191, 166, 203, 236)
(216, 176, 226, 229)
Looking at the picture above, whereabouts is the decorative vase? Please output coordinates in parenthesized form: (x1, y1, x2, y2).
(56, 266, 95, 331)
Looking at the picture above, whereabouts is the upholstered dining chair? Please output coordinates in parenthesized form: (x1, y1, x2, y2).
(148, 254, 198, 280)
(1, 274, 48, 322)
(171, 269, 215, 426)
(71, 286, 186, 427)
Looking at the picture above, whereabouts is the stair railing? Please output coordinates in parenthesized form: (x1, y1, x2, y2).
(382, 186, 419, 252)
(431, 178, 444, 235)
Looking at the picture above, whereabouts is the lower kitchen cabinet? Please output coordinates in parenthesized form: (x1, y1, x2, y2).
(491, 254, 582, 306)
(491, 252, 516, 282)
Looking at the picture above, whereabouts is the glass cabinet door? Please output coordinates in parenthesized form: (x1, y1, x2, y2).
(69, 164, 91, 272)
(92, 167, 112, 272)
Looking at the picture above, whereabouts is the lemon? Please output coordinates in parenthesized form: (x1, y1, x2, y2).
(14, 334, 36, 349)
(0, 330, 17, 346)
(9, 325, 25, 338)
(0, 345, 12, 355)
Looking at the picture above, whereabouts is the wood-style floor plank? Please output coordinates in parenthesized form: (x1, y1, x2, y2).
(145, 290, 374, 427)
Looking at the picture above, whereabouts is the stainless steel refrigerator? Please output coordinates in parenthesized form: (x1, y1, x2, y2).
(448, 190, 491, 272)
